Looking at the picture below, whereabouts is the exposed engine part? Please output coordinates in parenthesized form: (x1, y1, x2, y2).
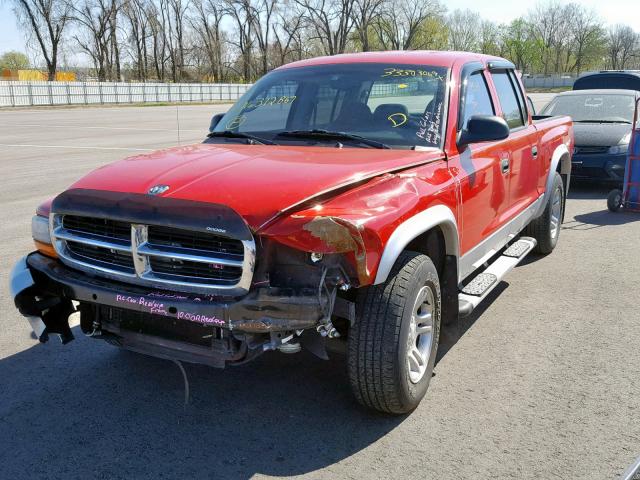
(262, 330, 301, 352)
(278, 342, 302, 354)
(310, 252, 324, 263)
(316, 322, 341, 338)
(339, 282, 351, 291)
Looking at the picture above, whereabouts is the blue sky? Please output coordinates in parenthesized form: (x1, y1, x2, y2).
(1, 0, 639, 62)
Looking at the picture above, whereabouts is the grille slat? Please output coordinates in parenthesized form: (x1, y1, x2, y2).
(66, 241, 136, 271)
(53, 214, 252, 293)
(63, 216, 131, 241)
(148, 226, 244, 256)
(575, 145, 609, 155)
(149, 257, 242, 283)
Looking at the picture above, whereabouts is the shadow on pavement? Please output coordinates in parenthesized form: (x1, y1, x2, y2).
(0, 328, 408, 479)
(565, 209, 640, 229)
(567, 181, 615, 200)
(437, 282, 509, 361)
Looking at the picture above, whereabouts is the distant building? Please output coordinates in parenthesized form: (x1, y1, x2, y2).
(0, 69, 76, 81)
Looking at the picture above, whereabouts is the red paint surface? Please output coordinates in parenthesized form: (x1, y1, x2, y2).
(46, 52, 574, 285)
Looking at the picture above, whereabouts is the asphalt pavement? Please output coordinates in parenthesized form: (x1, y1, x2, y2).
(0, 96, 638, 479)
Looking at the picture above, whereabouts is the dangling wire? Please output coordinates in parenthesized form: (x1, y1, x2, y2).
(172, 359, 189, 407)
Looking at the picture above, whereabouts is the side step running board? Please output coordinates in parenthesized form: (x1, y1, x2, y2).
(458, 237, 537, 317)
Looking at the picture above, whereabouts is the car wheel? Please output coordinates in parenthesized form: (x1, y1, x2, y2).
(348, 251, 441, 414)
(607, 189, 623, 212)
(525, 172, 564, 254)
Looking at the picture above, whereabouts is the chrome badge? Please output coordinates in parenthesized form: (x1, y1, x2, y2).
(148, 184, 170, 195)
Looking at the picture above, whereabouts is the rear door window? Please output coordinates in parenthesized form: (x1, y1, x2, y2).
(491, 71, 525, 129)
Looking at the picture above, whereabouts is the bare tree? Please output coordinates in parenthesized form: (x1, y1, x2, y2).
(351, 0, 385, 51)
(446, 9, 480, 52)
(250, 0, 277, 75)
(190, 0, 227, 81)
(607, 24, 639, 70)
(565, 4, 604, 74)
(293, 0, 355, 56)
(274, 8, 306, 64)
(479, 20, 502, 56)
(71, 0, 112, 80)
(528, 2, 558, 74)
(373, 0, 442, 50)
(11, 0, 71, 80)
(146, 1, 168, 80)
(225, 0, 255, 80)
(122, 0, 150, 81)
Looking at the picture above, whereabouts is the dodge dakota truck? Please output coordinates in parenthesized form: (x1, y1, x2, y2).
(10, 51, 573, 414)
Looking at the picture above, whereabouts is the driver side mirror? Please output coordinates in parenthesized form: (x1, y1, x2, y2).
(457, 115, 510, 147)
(209, 113, 226, 132)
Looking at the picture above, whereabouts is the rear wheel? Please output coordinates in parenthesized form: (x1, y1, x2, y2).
(348, 251, 441, 414)
(525, 172, 564, 254)
(607, 189, 623, 212)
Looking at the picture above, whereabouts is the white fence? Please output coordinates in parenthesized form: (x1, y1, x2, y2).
(522, 75, 577, 89)
(0, 82, 253, 107)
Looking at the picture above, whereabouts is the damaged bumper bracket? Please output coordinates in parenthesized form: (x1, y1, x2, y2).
(11, 253, 331, 342)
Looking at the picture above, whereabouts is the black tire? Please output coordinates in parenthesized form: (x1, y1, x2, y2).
(348, 251, 441, 415)
(524, 172, 564, 254)
(607, 189, 623, 212)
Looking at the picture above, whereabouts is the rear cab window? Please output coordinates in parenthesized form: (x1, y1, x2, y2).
(490, 70, 528, 130)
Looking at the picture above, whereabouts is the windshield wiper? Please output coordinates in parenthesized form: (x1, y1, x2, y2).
(207, 130, 277, 145)
(574, 120, 632, 124)
(276, 129, 390, 149)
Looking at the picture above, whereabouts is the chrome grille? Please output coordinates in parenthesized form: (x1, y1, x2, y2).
(574, 145, 608, 155)
(52, 214, 255, 294)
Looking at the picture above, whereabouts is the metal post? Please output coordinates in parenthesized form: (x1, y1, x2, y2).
(129, 82, 133, 104)
(66, 83, 71, 105)
(99, 82, 103, 104)
(27, 82, 33, 106)
(83, 82, 88, 105)
(8, 82, 15, 107)
(155, 84, 159, 103)
(48, 82, 53, 105)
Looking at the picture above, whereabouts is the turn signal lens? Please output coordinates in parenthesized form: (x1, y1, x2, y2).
(31, 215, 57, 258)
(34, 240, 58, 258)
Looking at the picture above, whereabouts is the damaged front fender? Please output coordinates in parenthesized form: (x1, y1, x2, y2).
(260, 169, 458, 286)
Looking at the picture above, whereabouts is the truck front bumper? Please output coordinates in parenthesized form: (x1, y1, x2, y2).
(11, 253, 330, 366)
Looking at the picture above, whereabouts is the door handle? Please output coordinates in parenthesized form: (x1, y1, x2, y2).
(531, 146, 538, 159)
(501, 157, 510, 174)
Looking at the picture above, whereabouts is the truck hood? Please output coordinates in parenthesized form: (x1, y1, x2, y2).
(70, 143, 443, 231)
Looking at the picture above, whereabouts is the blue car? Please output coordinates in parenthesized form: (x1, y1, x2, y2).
(541, 89, 640, 184)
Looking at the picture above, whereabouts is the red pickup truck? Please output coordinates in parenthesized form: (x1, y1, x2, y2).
(11, 51, 573, 414)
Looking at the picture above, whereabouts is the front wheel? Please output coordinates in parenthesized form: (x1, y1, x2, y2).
(525, 172, 564, 254)
(348, 251, 441, 414)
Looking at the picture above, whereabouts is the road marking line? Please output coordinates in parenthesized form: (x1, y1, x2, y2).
(2, 123, 202, 132)
(0, 143, 153, 151)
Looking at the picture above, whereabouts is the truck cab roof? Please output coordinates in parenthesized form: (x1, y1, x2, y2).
(277, 51, 513, 70)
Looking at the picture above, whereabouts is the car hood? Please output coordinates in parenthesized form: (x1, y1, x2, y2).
(70, 143, 443, 231)
(573, 122, 631, 147)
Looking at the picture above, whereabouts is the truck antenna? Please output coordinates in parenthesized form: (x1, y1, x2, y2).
(176, 104, 181, 145)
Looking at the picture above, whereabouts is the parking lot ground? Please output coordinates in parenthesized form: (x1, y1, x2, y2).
(0, 103, 639, 479)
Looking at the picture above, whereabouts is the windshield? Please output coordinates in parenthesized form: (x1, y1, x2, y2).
(210, 63, 449, 149)
(541, 93, 637, 123)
